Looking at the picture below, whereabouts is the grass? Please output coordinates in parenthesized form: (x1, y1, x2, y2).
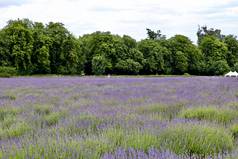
(123, 132, 159, 151)
(0, 121, 30, 139)
(44, 112, 65, 126)
(34, 104, 53, 115)
(65, 114, 104, 135)
(0, 107, 30, 139)
(137, 103, 184, 120)
(230, 124, 238, 138)
(179, 107, 238, 124)
(0, 107, 19, 121)
(102, 128, 160, 152)
(159, 124, 234, 157)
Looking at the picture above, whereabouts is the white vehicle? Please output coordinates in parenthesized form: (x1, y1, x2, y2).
(225, 71, 238, 77)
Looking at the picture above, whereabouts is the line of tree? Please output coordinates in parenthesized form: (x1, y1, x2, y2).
(0, 19, 238, 76)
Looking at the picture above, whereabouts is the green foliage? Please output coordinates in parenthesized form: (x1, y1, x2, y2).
(115, 59, 142, 75)
(146, 28, 166, 40)
(173, 51, 188, 74)
(0, 120, 30, 139)
(230, 124, 238, 138)
(124, 132, 159, 151)
(80, 137, 111, 158)
(34, 104, 53, 115)
(0, 19, 238, 76)
(4, 140, 82, 159)
(92, 55, 111, 75)
(46, 22, 82, 74)
(179, 107, 237, 124)
(0, 66, 17, 77)
(199, 36, 228, 75)
(168, 35, 204, 75)
(3, 19, 34, 74)
(209, 60, 230, 75)
(1, 115, 16, 129)
(224, 35, 238, 68)
(0, 107, 19, 121)
(233, 62, 238, 72)
(65, 115, 103, 135)
(197, 26, 224, 45)
(44, 112, 64, 126)
(103, 128, 159, 152)
(0, 106, 30, 139)
(160, 124, 234, 157)
(138, 103, 184, 120)
(31, 22, 51, 74)
(138, 39, 168, 74)
(4, 121, 30, 138)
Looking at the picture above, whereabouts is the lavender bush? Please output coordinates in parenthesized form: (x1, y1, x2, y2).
(0, 76, 238, 158)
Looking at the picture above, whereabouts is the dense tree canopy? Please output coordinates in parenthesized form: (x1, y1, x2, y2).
(0, 19, 237, 76)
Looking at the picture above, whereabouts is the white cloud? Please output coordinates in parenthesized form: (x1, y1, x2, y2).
(0, 0, 238, 42)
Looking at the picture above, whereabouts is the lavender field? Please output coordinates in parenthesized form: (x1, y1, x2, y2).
(0, 76, 238, 159)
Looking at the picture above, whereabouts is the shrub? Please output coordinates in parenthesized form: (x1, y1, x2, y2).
(5, 121, 30, 138)
(183, 73, 190, 76)
(115, 59, 143, 75)
(138, 103, 184, 120)
(3, 140, 82, 159)
(159, 124, 234, 157)
(92, 55, 111, 75)
(0, 66, 17, 77)
(103, 128, 125, 147)
(179, 107, 237, 124)
(1, 115, 16, 129)
(65, 115, 103, 135)
(209, 60, 230, 75)
(230, 124, 238, 138)
(0, 107, 19, 121)
(44, 112, 65, 126)
(0, 121, 30, 139)
(103, 128, 159, 152)
(80, 137, 112, 159)
(124, 132, 159, 151)
(233, 62, 238, 72)
(34, 104, 53, 115)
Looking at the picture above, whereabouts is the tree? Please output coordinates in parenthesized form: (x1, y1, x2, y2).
(46, 22, 82, 74)
(146, 28, 166, 40)
(199, 36, 229, 75)
(3, 19, 34, 74)
(138, 39, 168, 74)
(31, 22, 51, 74)
(80, 31, 142, 75)
(0, 29, 11, 66)
(122, 35, 137, 49)
(80, 32, 114, 74)
(115, 59, 142, 75)
(173, 51, 188, 74)
(92, 55, 111, 75)
(209, 60, 229, 75)
(1, 18, 238, 76)
(168, 35, 204, 74)
(234, 62, 238, 72)
(197, 26, 225, 45)
(224, 35, 238, 68)
(59, 36, 83, 74)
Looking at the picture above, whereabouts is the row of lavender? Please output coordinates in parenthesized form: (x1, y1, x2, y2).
(0, 76, 238, 158)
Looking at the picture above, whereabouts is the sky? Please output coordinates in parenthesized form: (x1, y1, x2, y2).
(0, 0, 238, 43)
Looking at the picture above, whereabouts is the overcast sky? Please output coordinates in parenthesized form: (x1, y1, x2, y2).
(0, 0, 238, 43)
